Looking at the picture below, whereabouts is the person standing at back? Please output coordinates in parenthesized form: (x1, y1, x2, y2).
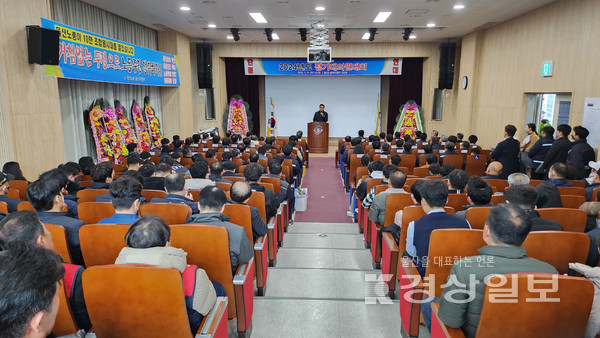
(490, 124, 520, 179)
(536, 124, 573, 176)
(528, 126, 555, 180)
(567, 126, 595, 180)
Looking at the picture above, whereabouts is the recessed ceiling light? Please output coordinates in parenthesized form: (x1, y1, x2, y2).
(315, 6, 325, 11)
(409, 34, 416, 39)
(373, 12, 392, 23)
(208, 24, 216, 28)
(180, 6, 190, 11)
(317, 23, 325, 28)
(453, 4, 465, 9)
(249, 12, 268, 23)
(427, 23, 436, 27)
(272, 33, 280, 40)
(361, 32, 370, 40)
(227, 35, 234, 40)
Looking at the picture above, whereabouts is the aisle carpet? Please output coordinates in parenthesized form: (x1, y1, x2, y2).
(294, 157, 351, 223)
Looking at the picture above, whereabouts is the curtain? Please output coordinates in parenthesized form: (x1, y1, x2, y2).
(387, 58, 424, 134)
(224, 58, 260, 136)
(50, 0, 162, 162)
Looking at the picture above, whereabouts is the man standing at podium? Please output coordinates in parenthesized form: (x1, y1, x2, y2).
(313, 104, 328, 123)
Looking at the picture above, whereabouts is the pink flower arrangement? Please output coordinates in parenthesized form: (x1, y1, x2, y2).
(227, 98, 249, 135)
(144, 97, 162, 149)
(89, 104, 113, 162)
(101, 106, 127, 163)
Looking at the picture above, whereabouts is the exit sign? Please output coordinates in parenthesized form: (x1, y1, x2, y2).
(542, 61, 554, 77)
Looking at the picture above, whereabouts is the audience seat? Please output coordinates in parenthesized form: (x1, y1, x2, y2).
(78, 181, 91, 188)
(224, 176, 245, 184)
(17, 201, 36, 211)
(568, 180, 586, 188)
(53, 279, 79, 336)
(413, 167, 428, 178)
(483, 179, 509, 193)
(490, 194, 503, 205)
(6, 188, 20, 200)
(522, 231, 590, 274)
(404, 178, 422, 188)
(399, 155, 417, 175)
(558, 186, 585, 197)
(0, 201, 7, 214)
(537, 208, 587, 232)
(370, 193, 413, 269)
(465, 206, 493, 229)
(528, 179, 544, 187)
(441, 155, 463, 171)
(431, 274, 593, 338)
(141, 189, 167, 202)
(77, 202, 115, 224)
(560, 194, 585, 209)
(464, 154, 488, 177)
(82, 264, 229, 338)
(139, 203, 192, 225)
(362, 178, 383, 248)
(77, 189, 109, 203)
(246, 191, 278, 267)
(170, 225, 254, 336)
(446, 194, 468, 212)
(46, 224, 73, 264)
(593, 187, 600, 201)
(373, 154, 391, 164)
(8, 180, 28, 200)
(216, 182, 232, 192)
(79, 224, 129, 267)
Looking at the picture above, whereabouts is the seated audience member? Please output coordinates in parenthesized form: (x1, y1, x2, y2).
(507, 172, 530, 187)
(399, 142, 412, 155)
(229, 181, 268, 241)
(440, 164, 455, 178)
(391, 179, 426, 238)
(126, 143, 140, 158)
(428, 163, 442, 176)
(404, 180, 470, 276)
(39, 169, 79, 219)
(504, 185, 563, 231)
(209, 161, 232, 184)
(362, 164, 398, 209)
(569, 237, 600, 338)
(547, 162, 574, 187)
(456, 177, 493, 218)
(266, 160, 291, 204)
(282, 144, 301, 177)
(249, 153, 267, 173)
(27, 178, 85, 265)
(435, 204, 558, 336)
(244, 163, 280, 218)
(149, 163, 172, 191)
(342, 138, 361, 165)
(169, 152, 191, 177)
(0, 239, 66, 338)
(139, 164, 157, 189)
(390, 154, 401, 167)
(3, 161, 27, 181)
(481, 161, 503, 180)
(151, 174, 199, 214)
(185, 162, 215, 191)
(79, 156, 95, 176)
(440, 142, 458, 163)
(0, 211, 90, 331)
(356, 160, 385, 201)
(420, 154, 438, 168)
(159, 145, 172, 158)
(535, 182, 563, 208)
(59, 163, 83, 194)
(0, 172, 24, 212)
(431, 137, 442, 150)
(459, 141, 470, 152)
(205, 148, 216, 159)
(257, 146, 269, 160)
(585, 163, 600, 200)
(580, 190, 600, 232)
(221, 161, 238, 176)
(115, 216, 224, 333)
(468, 134, 478, 147)
(172, 139, 183, 153)
(369, 170, 408, 226)
(98, 176, 142, 225)
(447, 169, 468, 194)
(447, 135, 458, 144)
(89, 162, 114, 189)
(140, 151, 152, 160)
(185, 186, 253, 274)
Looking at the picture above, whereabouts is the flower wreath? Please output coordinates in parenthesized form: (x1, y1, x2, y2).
(131, 99, 152, 151)
(222, 95, 253, 135)
(88, 100, 113, 162)
(143, 96, 162, 149)
(393, 100, 424, 139)
(115, 100, 138, 153)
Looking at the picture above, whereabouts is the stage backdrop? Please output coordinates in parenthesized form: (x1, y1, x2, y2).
(264, 76, 380, 138)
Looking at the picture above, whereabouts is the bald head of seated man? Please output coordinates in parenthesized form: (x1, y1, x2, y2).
(483, 161, 503, 179)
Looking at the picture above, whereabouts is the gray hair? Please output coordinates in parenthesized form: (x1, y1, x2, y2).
(507, 173, 530, 187)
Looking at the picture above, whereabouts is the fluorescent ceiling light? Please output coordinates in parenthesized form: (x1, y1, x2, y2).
(373, 12, 392, 23)
(315, 6, 325, 11)
(227, 35, 234, 39)
(272, 33, 280, 40)
(249, 12, 268, 23)
(409, 34, 416, 39)
(180, 6, 190, 11)
(208, 24, 216, 28)
(427, 23, 436, 27)
(453, 4, 465, 9)
(362, 32, 370, 40)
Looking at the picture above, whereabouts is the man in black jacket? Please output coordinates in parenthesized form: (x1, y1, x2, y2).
(230, 181, 268, 241)
(503, 185, 563, 231)
(527, 126, 555, 180)
(567, 125, 595, 179)
(244, 163, 280, 218)
(536, 124, 572, 175)
(490, 124, 521, 179)
(312, 104, 328, 122)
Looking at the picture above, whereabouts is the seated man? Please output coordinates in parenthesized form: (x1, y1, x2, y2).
(229, 181, 268, 241)
(428, 163, 442, 176)
(151, 174, 199, 214)
(391, 179, 426, 240)
(342, 138, 361, 166)
(363, 164, 398, 209)
(456, 176, 493, 218)
(115, 216, 224, 333)
(244, 163, 280, 218)
(88, 161, 114, 189)
(27, 178, 85, 266)
(257, 146, 269, 160)
(282, 144, 301, 178)
(0, 239, 65, 338)
(0, 210, 91, 331)
(98, 176, 142, 225)
(185, 186, 253, 274)
(185, 162, 215, 191)
(481, 161, 503, 180)
(356, 160, 385, 202)
(419, 154, 438, 168)
(267, 160, 295, 221)
(209, 161, 232, 184)
(249, 153, 267, 174)
(125, 155, 143, 171)
(140, 163, 166, 191)
(39, 169, 79, 219)
(586, 165, 600, 201)
(168, 153, 191, 177)
(504, 185, 563, 231)
(435, 204, 558, 336)
(126, 142, 140, 157)
(507, 172, 530, 187)
(221, 160, 238, 177)
(405, 180, 470, 276)
(0, 172, 24, 212)
(369, 169, 408, 226)
(547, 162, 574, 187)
(440, 142, 459, 164)
(447, 169, 468, 194)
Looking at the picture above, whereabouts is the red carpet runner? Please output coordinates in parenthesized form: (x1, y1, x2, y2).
(294, 157, 351, 223)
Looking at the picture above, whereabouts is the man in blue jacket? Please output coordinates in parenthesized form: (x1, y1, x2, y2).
(528, 126, 555, 180)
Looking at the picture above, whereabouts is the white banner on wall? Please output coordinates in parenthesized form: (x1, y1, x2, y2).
(582, 97, 600, 149)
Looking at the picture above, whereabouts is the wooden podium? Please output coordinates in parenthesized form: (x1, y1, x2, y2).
(307, 122, 329, 153)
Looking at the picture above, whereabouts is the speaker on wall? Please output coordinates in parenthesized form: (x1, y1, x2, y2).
(196, 43, 212, 89)
(26, 25, 60, 65)
(438, 42, 456, 90)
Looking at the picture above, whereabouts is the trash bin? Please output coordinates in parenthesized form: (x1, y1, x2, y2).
(294, 188, 308, 212)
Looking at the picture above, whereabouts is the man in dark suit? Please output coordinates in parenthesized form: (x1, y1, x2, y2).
(312, 104, 328, 122)
(490, 124, 520, 179)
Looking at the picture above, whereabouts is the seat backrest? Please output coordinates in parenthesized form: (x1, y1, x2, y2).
(170, 225, 236, 318)
(593, 187, 600, 201)
(6, 188, 20, 200)
(567, 180, 586, 188)
(522, 231, 590, 274)
(224, 176, 245, 184)
(425, 229, 486, 298)
(17, 201, 36, 211)
(232, 158, 243, 168)
(53, 279, 79, 335)
(465, 206, 493, 229)
(0, 201, 7, 214)
(441, 155, 463, 171)
(77, 202, 115, 224)
(374, 184, 388, 195)
(8, 180, 29, 200)
(404, 177, 423, 187)
(383, 193, 414, 226)
(139, 203, 192, 225)
(46, 224, 73, 264)
(560, 194, 585, 209)
(247, 191, 266, 222)
(223, 204, 253, 243)
(464, 154, 488, 177)
(558, 186, 585, 197)
(398, 206, 456, 254)
(537, 208, 587, 232)
(476, 274, 593, 338)
(529, 179, 544, 187)
(365, 178, 383, 195)
(79, 224, 129, 267)
(484, 179, 509, 193)
(141, 189, 167, 202)
(77, 189, 109, 203)
(215, 182, 232, 192)
(82, 265, 193, 337)
(349, 155, 362, 184)
(258, 158, 268, 169)
(355, 167, 369, 184)
(413, 167, 428, 178)
(373, 154, 390, 164)
(399, 155, 417, 174)
(258, 182, 275, 194)
(490, 194, 504, 205)
(260, 176, 281, 194)
(281, 165, 292, 184)
(446, 194, 469, 212)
